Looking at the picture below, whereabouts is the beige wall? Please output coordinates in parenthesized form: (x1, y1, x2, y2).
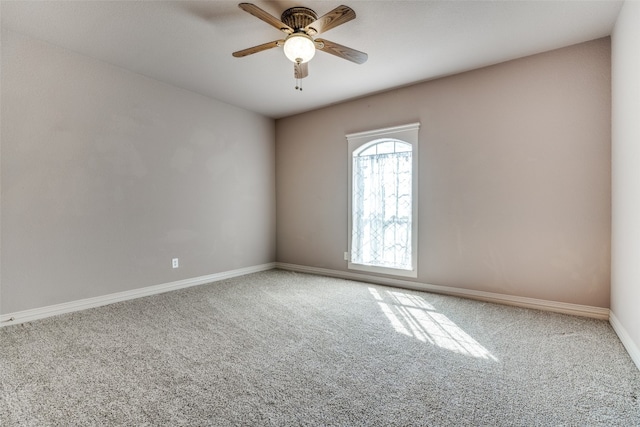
(276, 38, 611, 307)
(0, 28, 615, 316)
(1, 31, 276, 313)
(611, 0, 640, 364)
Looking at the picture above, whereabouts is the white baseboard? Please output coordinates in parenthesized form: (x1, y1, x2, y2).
(0, 263, 276, 327)
(609, 311, 640, 371)
(1, 261, 612, 327)
(275, 262, 610, 320)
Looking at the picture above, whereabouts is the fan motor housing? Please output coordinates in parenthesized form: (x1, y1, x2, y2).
(281, 7, 318, 31)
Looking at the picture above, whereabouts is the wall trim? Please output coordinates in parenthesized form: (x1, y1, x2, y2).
(609, 311, 640, 371)
(0, 263, 276, 327)
(275, 262, 610, 320)
(1, 261, 614, 328)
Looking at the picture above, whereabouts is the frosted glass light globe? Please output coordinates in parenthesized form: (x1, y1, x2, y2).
(283, 34, 316, 64)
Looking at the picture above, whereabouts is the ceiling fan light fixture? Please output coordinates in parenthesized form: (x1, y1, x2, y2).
(283, 33, 316, 64)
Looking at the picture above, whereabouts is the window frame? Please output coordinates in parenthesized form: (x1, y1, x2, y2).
(346, 122, 420, 278)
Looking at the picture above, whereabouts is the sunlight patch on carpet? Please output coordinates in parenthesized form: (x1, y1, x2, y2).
(370, 288, 498, 361)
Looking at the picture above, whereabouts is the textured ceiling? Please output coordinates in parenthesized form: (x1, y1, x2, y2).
(1, 1, 623, 118)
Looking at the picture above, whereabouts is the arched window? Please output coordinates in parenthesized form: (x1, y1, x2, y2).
(347, 123, 419, 277)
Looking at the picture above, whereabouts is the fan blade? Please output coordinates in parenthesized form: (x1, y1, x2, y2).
(305, 5, 355, 36)
(294, 62, 309, 79)
(238, 3, 293, 34)
(316, 39, 368, 64)
(232, 40, 283, 57)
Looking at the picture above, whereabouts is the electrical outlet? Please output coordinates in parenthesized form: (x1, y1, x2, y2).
(172, 258, 179, 268)
(344, 252, 349, 261)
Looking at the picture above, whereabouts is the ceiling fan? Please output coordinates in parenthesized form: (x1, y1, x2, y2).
(232, 3, 368, 90)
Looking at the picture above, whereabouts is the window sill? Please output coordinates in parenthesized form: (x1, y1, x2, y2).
(347, 262, 418, 278)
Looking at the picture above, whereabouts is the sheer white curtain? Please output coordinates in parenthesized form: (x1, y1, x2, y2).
(352, 140, 412, 270)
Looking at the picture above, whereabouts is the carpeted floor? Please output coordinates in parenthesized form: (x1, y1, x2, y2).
(1, 269, 639, 426)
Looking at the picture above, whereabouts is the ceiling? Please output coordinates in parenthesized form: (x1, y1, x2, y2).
(1, 1, 623, 119)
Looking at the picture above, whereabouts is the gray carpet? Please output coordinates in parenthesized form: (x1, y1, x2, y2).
(1, 269, 639, 426)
